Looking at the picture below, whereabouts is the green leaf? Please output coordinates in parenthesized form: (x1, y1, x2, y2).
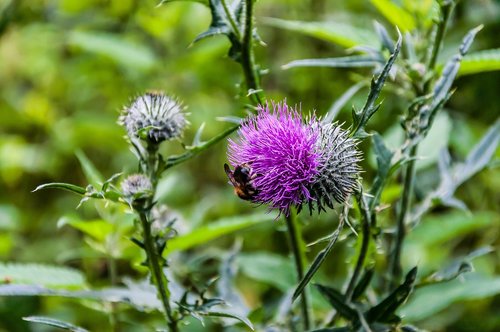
(314, 284, 358, 321)
(158, 0, 208, 5)
(369, 133, 394, 208)
(164, 213, 273, 255)
(406, 211, 496, 248)
(431, 25, 483, 112)
(262, 17, 378, 48)
(370, 0, 416, 32)
(282, 55, 383, 70)
(0, 262, 86, 289)
(58, 217, 114, 242)
(374, 21, 394, 51)
(413, 120, 500, 221)
(415, 246, 494, 287)
(32, 183, 86, 196)
(0, 283, 161, 311)
(400, 274, 500, 321)
(350, 31, 402, 138)
(458, 48, 500, 76)
(193, 0, 242, 48)
(23, 316, 88, 332)
(75, 150, 103, 188)
(67, 31, 157, 71)
(352, 268, 375, 301)
(365, 267, 417, 323)
(237, 252, 295, 291)
(201, 311, 254, 330)
(374, 111, 451, 171)
(459, 118, 500, 181)
(292, 219, 344, 303)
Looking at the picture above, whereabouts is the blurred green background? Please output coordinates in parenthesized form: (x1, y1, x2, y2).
(1, 0, 499, 331)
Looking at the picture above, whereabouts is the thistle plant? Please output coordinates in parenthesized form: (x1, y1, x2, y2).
(2, 1, 500, 332)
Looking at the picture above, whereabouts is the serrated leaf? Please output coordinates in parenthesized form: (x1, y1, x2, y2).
(370, 0, 416, 32)
(352, 268, 375, 301)
(413, 120, 500, 221)
(0, 263, 86, 289)
(262, 17, 378, 48)
(459, 119, 500, 181)
(202, 311, 254, 330)
(314, 284, 358, 321)
(32, 183, 86, 196)
(193, 0, 243, 46)
(350, 31, 401, 138)
(458, 48, 500, 76)
(365, 267, 417, 323)
(369, 133, 394, 208)
(282, 55, 383, 70)
(75, 150, 103, 188)
(23, 316, 88, 332)
(374, 21, 394, 51)
(432, 25, 482, 111)
(164, 213, 274, 255)
(292, 219, 344, 303)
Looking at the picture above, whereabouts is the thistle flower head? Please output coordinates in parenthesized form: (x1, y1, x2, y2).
(228, 102, 321, 215)
(121, 174, 153, 198)
(120, 92, 188, 144)
(227, 101, 361, 216)
(310, 123, 362, 212)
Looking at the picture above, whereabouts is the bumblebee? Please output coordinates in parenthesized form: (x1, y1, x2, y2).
(224, 163, 258, 201)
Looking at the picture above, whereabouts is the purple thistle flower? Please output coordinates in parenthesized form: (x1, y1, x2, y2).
(227, 100, 362, 216)
(228, 102, 321, 215)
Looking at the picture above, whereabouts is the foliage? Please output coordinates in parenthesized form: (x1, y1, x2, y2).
(1, 0, 499, 331)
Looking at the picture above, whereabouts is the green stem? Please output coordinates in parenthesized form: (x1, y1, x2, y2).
(285, 213, 311, 331)
(140, 212, 178, 332)
(389, 144, 417, 286)
(139, 143, 177, 331)
(344, 193, 371, 301)
(241, 0, 263, 105)
(424, 0, 453, 92)
(107, 255, 120, 332)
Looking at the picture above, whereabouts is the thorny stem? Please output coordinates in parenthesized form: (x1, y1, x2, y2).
(138, 143, 178, 331)
(344, 193, 371, 301)
(389, 144, 417, 286)
(285, 213, 311, 331)
(107, 255, 120, 332)
(241, 0, 263, 105)
(140, 211, 178, 332)
(427, 0, 453, 73)
(389, 2, 453, 287)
